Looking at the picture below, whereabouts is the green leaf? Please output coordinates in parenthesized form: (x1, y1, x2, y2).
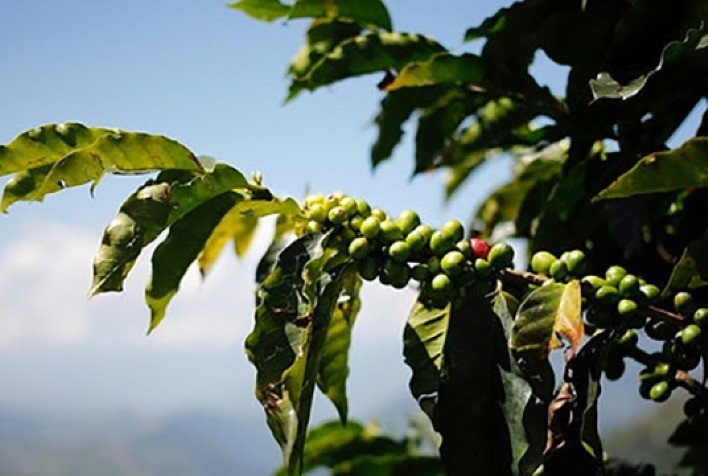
(510, 280, 584, 357)
(385, 53, 484, 91)
(0, 124, 201, 210)
(288, 31, 444, 100)
(413, 89, 479, 175)
(663, 229, 708, 296)
(245, 233, 349, 473)
(228, 0, 290, 22)
(590, 25, 708, 101)
(402, 300, 450, 419)
(197, 197, 302, 275)
(474, 150, 564, 237)
(316, 267, 362, 424)
(90, 164, 248, 296)
(289, 19, 362, 79)
(371, 85, 449, 168)
(493, 290, 551, 476)
(288, 0, 392, 31)
(443, 97, 546, 199)
(145, 191, 244, 332)
(595, 137, 708, 200)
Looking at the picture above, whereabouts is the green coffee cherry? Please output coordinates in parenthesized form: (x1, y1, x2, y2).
(414, 224, 434, 241)
(382, 260, 409, 288)
(371, 208, 387, 221)
(431, 273, 453, 294)
(358, 257, 379, 281)
(605, 265, 627, 286)
(355, 199, 371, 216)
(618, 275, 640, 297)
(474, 258, 492, 278)
(429, 230, 455, 256)
(441, 251, 466, 276)
(487, 242, 514, 270)
(428, 256, 442, 274)
(581, 275, 605, 290)
(604, 358, 625, 381)
(649, 381, 672, 402)
(587, 308, 614, 328)
(677, 324, 702, 348)
(549, 260, 568, 281)
(639, 284, 660, 304)
(308, 204, 328, 223)
(349, 215, 364, 231)
(380, 220, 403, 242)
(388, 241, 411, 263)
(411, 264, 430, 282)
(396, 210, 421, 235)
(595, 285, 620, 305)
(565, 250, 586, 276)
(328, 206, 348, 224)
(405, 229, 428, 251)
(305, 220, 323, 234)
(440, 219, 464, 242)
(694, 308, 708, 328)
(455, 239, 472, 258)
(348, 237, 370, 260)
(531, 251, 556, 276)
(674, 292, 697, 316)
(339, 197, 357, 216)
(617, 329, 638, 350)
(324, 194, 340, 212)
(360, 216, 381, 239)
(646, 319, 678, 341)
(304, 194, 325, 208)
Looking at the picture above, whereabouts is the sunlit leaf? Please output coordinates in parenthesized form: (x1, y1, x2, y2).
(145, 191, 244, 332)
(0, 124, 201, 210)
(89, 164, 248, 296)
(402, 300, 450, 418)
(317, 268, 362, 424)
(289, 0, 392, 31)
(245, 232, 350, 472)
(288, 31, 444, 100)
(385, 53, 484, 91)
(197, 197, 302, 275)
(595, 137, 708, 200)
(590, 25, 708, 101)
(510, 280, 583, 357)
(228, 0, 290, 22)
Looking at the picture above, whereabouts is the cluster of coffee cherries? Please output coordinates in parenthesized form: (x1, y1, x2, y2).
(531, 250, 707, 404)
(302, 192, 514, 303)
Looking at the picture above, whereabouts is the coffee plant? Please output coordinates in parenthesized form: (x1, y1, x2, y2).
(2, 0, 707, 475)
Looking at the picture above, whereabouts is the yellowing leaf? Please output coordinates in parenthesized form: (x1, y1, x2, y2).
(510, 280, 584, 357)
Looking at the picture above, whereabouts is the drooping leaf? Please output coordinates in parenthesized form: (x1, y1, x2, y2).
(289, 19, 363, 80)
(245, 232, 350, 473)
(384, 53, 484, 91)
(90, 164, 248, 296)
(432, 287, 513, 475)
(371, 85, 449, 168)
(402, 300, 450, 419)
(288, 0, 392, 31)
(595, 136, 708, 200)
(228, 0, 290, 21)
(316, 267, 362, 424)
(288, 31, 444, 100)
(475, 150, 564, 237)
(145, 191, 244, 332)
(510, 280, 583, 357)
(197, 197, 302, 275)
(493, 290, 552, 476)
(413, 88, 479, 174)
(0, 124, 201, 210)
(663, 229, 708, 296)
(443, 97, 547, 199)
(590, 25, 708, 101)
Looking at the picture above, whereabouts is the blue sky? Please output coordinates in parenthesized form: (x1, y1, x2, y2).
(1, 0, 704, 470)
